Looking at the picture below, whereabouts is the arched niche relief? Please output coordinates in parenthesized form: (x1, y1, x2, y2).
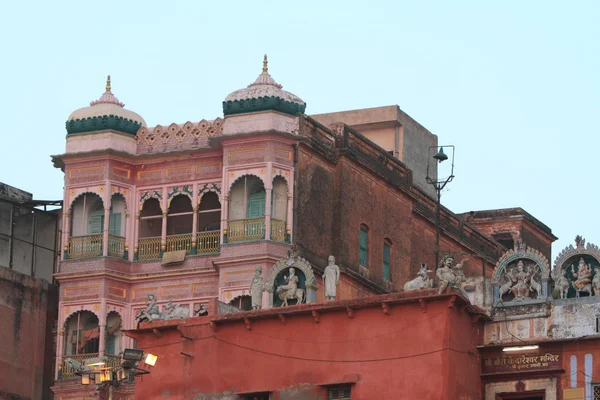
(552, 236, 600, 299)
(139, 189, 164, 212)
(265, 252, 318, 307)
(166, 186, 194, 208)
(62, 309, 101, 356)
(492, 242, 550, 306)
(198, 183, 222, 204)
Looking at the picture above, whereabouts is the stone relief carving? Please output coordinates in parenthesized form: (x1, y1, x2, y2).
(403, 264, 434, 292)
(194, 304, 209, 316)
(436, 255, 472, 298)
(266, 251, 317, 306)
(134, 294, 191, 327)
(323, 255, 340, 301)
(493, 242, 550, 305)
(250, 266, 265, 310)
(552, 236, 600, 299)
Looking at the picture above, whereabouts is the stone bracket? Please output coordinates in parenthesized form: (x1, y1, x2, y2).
(312, 310, 320, 323)
(244, 317, 252, 330)
(346, 306, 354, 319)
(278, 314, 287, 324)
(418, 299, 427, 313)
(382, 302, 390, 315)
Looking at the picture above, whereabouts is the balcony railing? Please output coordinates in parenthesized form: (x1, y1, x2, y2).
(108, 235, 125, 258)
(196, 230, 220, 254)
(227, 218, 265, 242)
(60, 353, 121, 379)
(138, 236, 161, 260)
(68, 235, 103, 259)
(166, 233, 193, 253)
(271, 219, 286, 242)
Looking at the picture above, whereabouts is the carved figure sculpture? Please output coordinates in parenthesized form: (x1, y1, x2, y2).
(571, 257, 593, 298)
(528, 265, 542, 300)
(194, 304, 209, 316)
(135, 294, 162, 327)
(250, 266, 265, 310)
(163, 300, 190, 319)
(592, 267, 600, 296)
(554, 268, 570, 299)
(436, 256, 468, 298)
(509, 261, 532, 300)
(64, 358, 86, 374)
(323, 256, 340, 301)
(276, 267, 305, 306)
(404, 264, 434, 291)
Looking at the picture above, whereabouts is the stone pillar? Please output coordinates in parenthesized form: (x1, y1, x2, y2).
(264, 188, 272, 241)
(161, 212, 167, 256)
(134, 213, 140, 260)
(123, 212, 129, 259)
(63, 212, 71, 260)
(103, 208, 110, 256)
(98, 324, 106, 357)
(221, 195, 229, 243)
(286, 194, 293, 242)
(191, 208, 198, 254)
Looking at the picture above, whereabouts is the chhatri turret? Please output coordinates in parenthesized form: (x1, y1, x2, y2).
(222, 55, 306, 135)
(64, 76, 145, 154)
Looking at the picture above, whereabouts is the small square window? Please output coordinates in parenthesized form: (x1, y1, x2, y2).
(328, 385, 351, 400)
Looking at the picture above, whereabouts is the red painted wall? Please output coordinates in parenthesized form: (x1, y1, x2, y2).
(0, 267, 58, 400)
(129, 292, 483, 400)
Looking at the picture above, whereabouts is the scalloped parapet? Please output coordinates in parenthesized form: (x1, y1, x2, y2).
(66, 115, 142, 136)
(136, 119, 223, 154)
(553, 236, 600, 277)
(223, 96, 306, 117)
(493, 245, 550, 283)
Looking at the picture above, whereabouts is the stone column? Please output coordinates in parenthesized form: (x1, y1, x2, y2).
(221, 195, 229, 243)
(123, 212, 129, 259)
(286, 194, 293, 242)
(191, 208, 198, 254)
(103, 208, 110, 256)
(264, 188, 272, 241)
(63, 212, 71, 260)
(161, 212, 167, 255)
(98, 324, 106, 357)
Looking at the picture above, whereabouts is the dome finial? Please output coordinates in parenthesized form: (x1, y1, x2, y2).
(106, 75, 112, 93)
(262, 54, 268, 75)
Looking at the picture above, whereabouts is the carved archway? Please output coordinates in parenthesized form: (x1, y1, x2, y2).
(265, 253, 317, 306)
(552, 235, 600, 299)
(139, 189, 164, 212)
(492, 243, 550, 305)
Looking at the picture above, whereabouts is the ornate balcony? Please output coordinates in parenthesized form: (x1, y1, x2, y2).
(138, 236, 161, 260)
(166, 233, 193, 253)
(271, 219, 286, 242)
(68, 235, 103, 259)
(60, 353, 121, 380)
(108, 235, 125, 258)
(196, 230, 220, 254)
(227, 218, 265, 242)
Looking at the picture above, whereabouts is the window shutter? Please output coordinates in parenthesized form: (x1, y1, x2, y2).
(247, 193, 266, 218)
(359, 228, 368, 267)
(328, 386, 351, 400)
(88, 214, 104, 235)
(109, 213, 121, 236)
(105, 334, 116, 355)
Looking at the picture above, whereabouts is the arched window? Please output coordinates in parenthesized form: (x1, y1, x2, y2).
(198, 192, 221, 232)
(105, 312, 122, 355)
(383, 239, 392, 281)
(63, 311, 99, 356)
(166, 194, 194, 253)
(138, 198, 162, 260)
(359, 224, 369, 268)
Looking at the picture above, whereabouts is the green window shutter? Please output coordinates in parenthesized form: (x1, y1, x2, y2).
(109, 213, 121, 236)
(105, 335, 116, 355)
(88, 212, 104, 235)
(383, 242, 391, 281)
(247, 192, 266, 218)
(359, 228, 368, 267)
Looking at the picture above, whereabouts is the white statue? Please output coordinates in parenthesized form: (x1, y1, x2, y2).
(592, 266, 600, 296)
(436, 256, 469, 298)
(276, 267, 305, 306)
(571, 257, 593, 298)
(554, 268, 570, 299)
(250, 266, 265, 310)
(163, 300, 190, 319)
(403, 264, 433, 291)
(323, 255, 340, 301)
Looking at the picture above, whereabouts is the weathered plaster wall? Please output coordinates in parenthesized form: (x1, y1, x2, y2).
(0, 267, 58, 400)
(129, 294, 482, 400)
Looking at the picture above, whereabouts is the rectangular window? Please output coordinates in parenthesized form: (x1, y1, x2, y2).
(328, 385, 351, 400)
(593, 384, 600, 400)
(383, 242, 391, 281)
(359, 227, 368, 267)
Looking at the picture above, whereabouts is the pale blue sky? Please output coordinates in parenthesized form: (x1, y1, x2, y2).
(1, 1, 598, 255)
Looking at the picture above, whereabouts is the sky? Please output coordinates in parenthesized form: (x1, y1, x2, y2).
(0, 1, 598, 257)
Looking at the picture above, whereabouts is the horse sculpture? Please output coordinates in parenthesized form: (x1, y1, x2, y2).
(278, 286, 305, 307)
(403, 264, 433, 292)
(573, 280, 593, 298)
